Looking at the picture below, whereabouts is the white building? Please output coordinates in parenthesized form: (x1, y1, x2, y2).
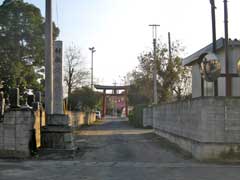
(183, 38, 240, 98)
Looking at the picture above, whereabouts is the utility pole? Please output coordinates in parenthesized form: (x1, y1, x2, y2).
(89, 47, 96, 90)
(168, 32, 172, 62)
(224, 0, 231, 96)
(210, 0, 217, 53)
(210, 0, 218, 96)
(149, 24, 160, 104)
(45, 0, 53, 115)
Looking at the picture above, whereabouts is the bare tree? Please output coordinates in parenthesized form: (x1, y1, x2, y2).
(64, 45, 89, 97)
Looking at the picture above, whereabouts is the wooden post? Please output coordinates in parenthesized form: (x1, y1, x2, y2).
(224, 0, 231, 96)
(210, 0, 218, 96)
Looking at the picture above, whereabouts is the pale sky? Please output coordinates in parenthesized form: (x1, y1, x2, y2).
(2, 0, 240, 85)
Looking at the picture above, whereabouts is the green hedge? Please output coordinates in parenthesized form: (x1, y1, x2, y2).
(128, 104, 147, 128)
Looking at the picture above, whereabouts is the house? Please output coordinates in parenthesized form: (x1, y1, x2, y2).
(183, 38, 240, 98)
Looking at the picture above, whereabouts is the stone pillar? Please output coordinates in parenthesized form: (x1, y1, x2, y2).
(9, 88, 20, 109)
(53, 41, 64, 114)
(27, 94, 35, 107)
(41, 0, 73, 151)
(45, 0, 53, 115)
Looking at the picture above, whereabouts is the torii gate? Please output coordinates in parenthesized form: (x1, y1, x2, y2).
(94, 85, 129, 117)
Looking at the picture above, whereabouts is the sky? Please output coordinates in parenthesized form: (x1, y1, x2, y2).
(2, 0, 240, 86)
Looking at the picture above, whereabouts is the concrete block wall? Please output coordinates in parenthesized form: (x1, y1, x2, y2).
(0, 110, 35, 158)
(143, 97, 240, 160)
(143, 107, 153, 128)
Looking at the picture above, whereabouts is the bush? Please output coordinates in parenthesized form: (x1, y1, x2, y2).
(68, 86, 101, 111)
(128, 104, 147, 128)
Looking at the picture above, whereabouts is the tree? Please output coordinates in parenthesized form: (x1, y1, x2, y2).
(64, 45, 89, 97)
(125, 70, 152, 106)
(0, 0, 59, 96)
(68, 86, 101, 111)
(127, 40, 191, 105)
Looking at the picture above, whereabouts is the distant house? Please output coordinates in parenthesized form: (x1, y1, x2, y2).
(183, 38, 240, 98)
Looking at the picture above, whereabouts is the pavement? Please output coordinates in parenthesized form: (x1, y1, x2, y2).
(1, 118, 240, 180)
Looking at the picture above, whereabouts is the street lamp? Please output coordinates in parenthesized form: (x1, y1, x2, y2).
(149, 24, 160, 104)
(89, 47, 96, 89)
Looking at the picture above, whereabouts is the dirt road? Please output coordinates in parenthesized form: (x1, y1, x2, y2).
(1, 118, 240, 180)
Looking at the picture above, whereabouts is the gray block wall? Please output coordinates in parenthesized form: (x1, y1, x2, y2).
(143, 97, 240, 160)
(143, 107, 153, 128)
(0, 110, 35, 158)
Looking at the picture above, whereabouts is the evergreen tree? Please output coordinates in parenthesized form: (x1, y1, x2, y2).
(0, 0, 59, 96)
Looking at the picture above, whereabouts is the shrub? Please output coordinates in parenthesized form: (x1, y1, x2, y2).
(128, 104, 147, 128)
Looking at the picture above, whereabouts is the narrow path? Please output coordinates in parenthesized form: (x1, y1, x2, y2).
(74, 118, 193, 163)
(1, 118, 240, 180)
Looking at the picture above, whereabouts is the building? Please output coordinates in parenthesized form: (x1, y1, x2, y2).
(183, 38, 240, 98)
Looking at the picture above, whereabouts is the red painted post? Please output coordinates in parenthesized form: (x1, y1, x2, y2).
(102, 89, 106, 117)
(125, 89, 128, 117)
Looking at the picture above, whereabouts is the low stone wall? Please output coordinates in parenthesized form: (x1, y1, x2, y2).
(143, 97, 240, 160)
(0, 110, 35, 158)
(67, 111, 96, 127)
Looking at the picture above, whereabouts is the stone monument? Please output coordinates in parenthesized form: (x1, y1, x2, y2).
(9, 88, 20, 109)
(53, 41, 64, 114)
(41, 0, 73, 150)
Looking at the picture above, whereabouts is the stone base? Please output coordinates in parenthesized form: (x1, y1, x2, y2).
(41, 114, 74, 150)
(41, 125, 74, 150)
(47, 114, 69, 126)
(155, 129, 240, 161)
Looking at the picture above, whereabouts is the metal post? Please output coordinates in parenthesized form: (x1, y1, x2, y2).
(210, 0, 218, 96)
(224, 0, 231, 96)
(45, 0, 53, 114)
(89, 47, 96, 90)
(149, 24, 160, 104)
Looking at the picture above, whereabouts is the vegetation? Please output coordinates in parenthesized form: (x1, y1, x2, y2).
(126, 40, 191, 106)
(126, 39, 191, 126)
(0, 0, 59, 97)
(68, 86, 101, 111)
(64, 45, 89, 97)
(128, 104, 147, 128)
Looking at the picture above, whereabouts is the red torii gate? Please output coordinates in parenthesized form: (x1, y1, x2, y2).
(94, 85, 129, 117)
